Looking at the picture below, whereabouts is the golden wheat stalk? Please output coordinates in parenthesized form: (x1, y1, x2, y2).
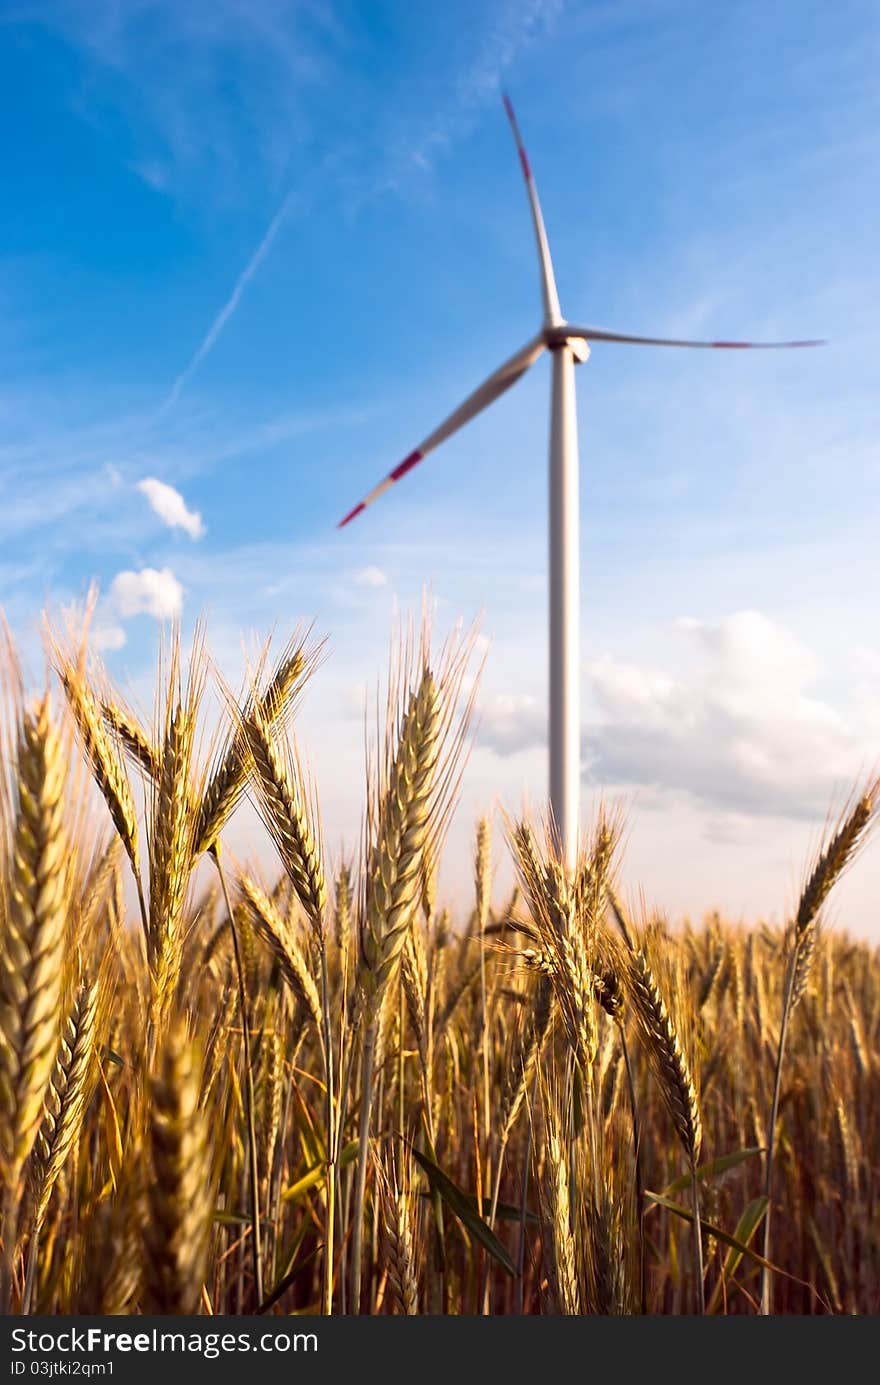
(30, 978, 100, 1231)
(626, 949, 701, 1163)
(333, 860, 353, 956)
(375, 1151, 421, 1316)
(239, 875, 323, 1037)
(102, 700, 160, 780)
(626, 945, 704, 1312)
(195, 640, 311, 858)
(760, 780, 878, 1313)
(358, 668, 441, 1017)
(79, 838, 123, 935)
(510, 825, 597, 1077)
(142, 1025, 213, 1315)
(0, 697, 70, 1312)
(0, 698, 69, 1183)
(498, 972, 553, 1153)
(59, 670, 141, 877)
(547, 1130, 580, 1315)
(350, 626, 478, 1313)
(241, 706, 326, 932)
(148, 704, 197, 1035)
(76, 1191, 140, 1316)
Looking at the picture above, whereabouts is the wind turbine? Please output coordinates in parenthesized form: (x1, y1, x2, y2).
(338, 95, 821, 869)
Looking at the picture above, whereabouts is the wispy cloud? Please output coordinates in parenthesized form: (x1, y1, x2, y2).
(379, 0, 565, 189)
(30, 0, 332, 199)
(162, 190, 295, 409)
(137, 476, 205, 539)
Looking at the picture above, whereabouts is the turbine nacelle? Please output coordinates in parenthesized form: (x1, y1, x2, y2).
(544, 323, 590, 362)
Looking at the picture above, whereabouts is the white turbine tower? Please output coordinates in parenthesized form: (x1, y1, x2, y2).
(338, 95, 821, 869)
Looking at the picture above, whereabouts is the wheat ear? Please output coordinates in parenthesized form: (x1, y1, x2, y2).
(375, 1152, 421, 1315)
(195, 642, 309, 858)
(59, 672, 140, 877)
(760, 782, 877, 1313)
(626, 950, 701, 1163)
(241, 707, 326, 932)
(511, 825, 597, 1077)
(149, 704, 196, 1036)
(358, 669, 441, 1017)
(547, 1130, 581, 1315)
(350, 665, 446, 1312)
(102, 700, 160, 779)
(142, 1026, 213, 1314)
(0, 698, 69, 1310)
(30, 978, 100, 1232)
(239, 876, 322, 1037)
(626, 947, 704, 1312)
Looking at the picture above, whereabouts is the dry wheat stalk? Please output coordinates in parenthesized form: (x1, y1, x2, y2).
(626, 949, 702, 1163)
(788, 792, 876, 1009)
(334, 861, 353, 956)
(79, 838, 123, 936)
(475, 818, 491, 932)
(585, 1178, 629, 1315)
(761, 783, 878, 1313)
(498, 973, 552, 1150)
(239, 876, 322, 1037)
(77, 1191, 140, 1315)
(547, 1130, 580, 1315)
(30, 978, 100, 1230)
(260, 1028, 283, 1187)
(242, 707, 326, 932)
(149, 704, 196, 1031)
(831, 1097, 859, 1200)
(142, 1026, 213, 1315)
(358, 668, 441, 1017)
(102, 701, 160, 780)
(401, 927, 428, 1069)
(0, 698, 69, 1185)
(60, 671, 140, 875)
(512, 830, 597, 1077)
(375, 1154, 420, 1316)
(195, 642, 309, 858)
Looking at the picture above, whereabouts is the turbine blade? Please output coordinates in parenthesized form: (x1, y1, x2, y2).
(338, 336, 545, 527)
(566, 324, 825, 350)
(502, 93, 562, 326)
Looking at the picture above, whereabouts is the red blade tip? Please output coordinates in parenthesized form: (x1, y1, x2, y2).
(338, 501, 365, 529)
(390, 449, 423, 481)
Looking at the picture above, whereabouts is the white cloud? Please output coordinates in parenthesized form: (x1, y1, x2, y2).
(353, 566, 389, 589)
(478, 692, 545, 756)
(137, 477, 205, 539)
(109, 567, 184, 621)
(586, 610, 867, 820)
(92, 623, 127, 652)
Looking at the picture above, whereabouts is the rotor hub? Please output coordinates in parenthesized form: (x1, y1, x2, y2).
(543, 322, 590, 363)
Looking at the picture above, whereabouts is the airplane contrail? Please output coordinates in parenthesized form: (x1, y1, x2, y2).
(162, 190, 295, 411)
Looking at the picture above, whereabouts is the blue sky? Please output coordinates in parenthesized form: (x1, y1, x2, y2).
(3, 0, 879, 932)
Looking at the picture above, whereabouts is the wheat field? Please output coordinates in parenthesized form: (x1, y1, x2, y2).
(0, 616, 876, 1317)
